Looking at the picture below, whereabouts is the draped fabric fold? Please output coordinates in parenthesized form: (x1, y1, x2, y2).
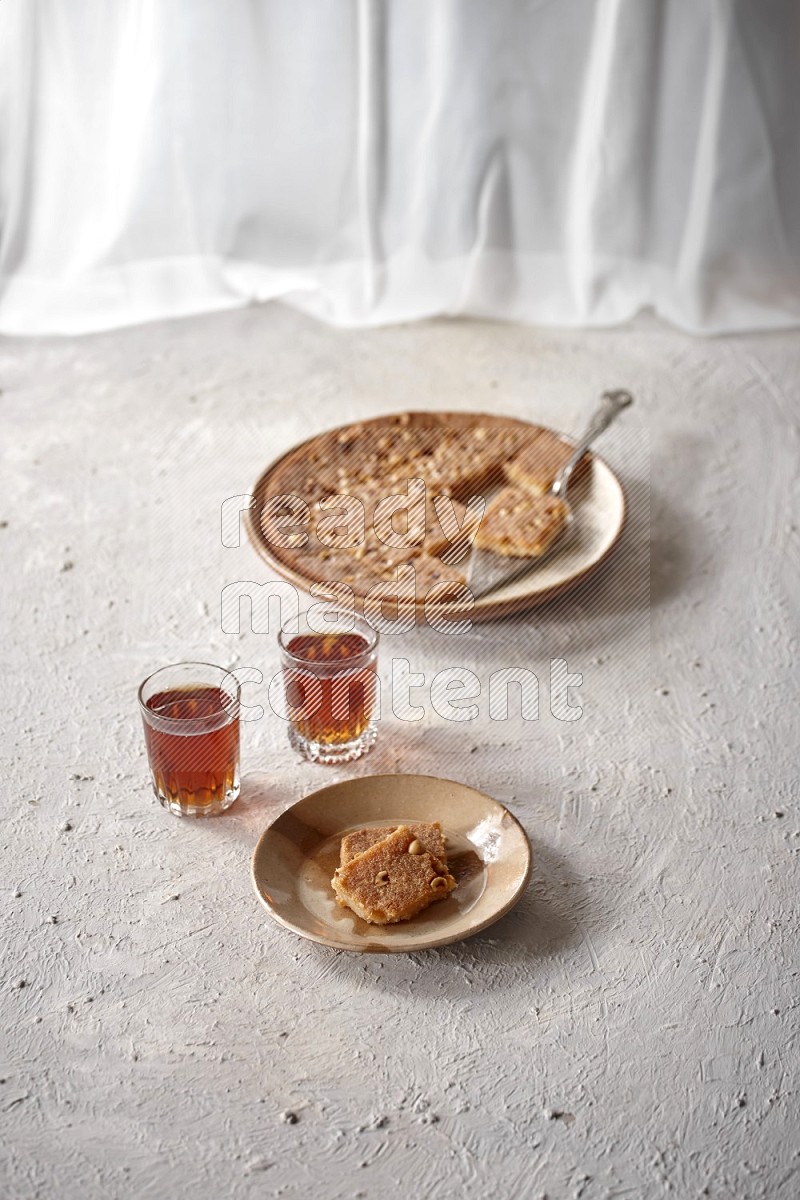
(0, 0, 798, 335)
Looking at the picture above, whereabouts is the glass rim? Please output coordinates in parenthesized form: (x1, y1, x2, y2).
(278, 607, 379, 662)
(138, 661, 241, 726)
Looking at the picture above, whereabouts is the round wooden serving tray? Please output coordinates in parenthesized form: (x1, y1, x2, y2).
(246, 411, 626, 623)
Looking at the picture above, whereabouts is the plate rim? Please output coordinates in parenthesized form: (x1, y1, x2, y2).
(250, 772, 533, 954)
(245, 410, 627, 622)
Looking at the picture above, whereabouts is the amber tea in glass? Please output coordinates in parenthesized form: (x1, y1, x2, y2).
(279, 610, 379, 763)
(139, 662, 240, 817)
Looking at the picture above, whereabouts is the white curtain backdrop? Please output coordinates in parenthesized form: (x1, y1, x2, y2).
(1, 0, 798, 336)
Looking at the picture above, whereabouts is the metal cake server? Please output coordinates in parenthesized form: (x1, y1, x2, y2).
(466, 389, 634, 599)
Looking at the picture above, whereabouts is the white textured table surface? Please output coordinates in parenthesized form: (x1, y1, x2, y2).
(2, 307, 798, 1200)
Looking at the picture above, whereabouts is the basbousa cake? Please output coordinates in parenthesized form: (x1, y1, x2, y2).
(339, 821, 447, 866)
(260, 412, 593, 598)
(332, 825, 456, 924)
(475, 488, 570, 558)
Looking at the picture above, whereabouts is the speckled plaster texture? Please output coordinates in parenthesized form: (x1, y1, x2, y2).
(1, 306, 798, 1200)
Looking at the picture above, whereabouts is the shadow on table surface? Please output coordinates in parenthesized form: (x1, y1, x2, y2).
(299, 834, 602, 996)
(495, 475, 697, 649)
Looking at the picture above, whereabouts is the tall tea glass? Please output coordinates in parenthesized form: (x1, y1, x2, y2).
(278, 610, 379, 764)
(139, 662, 240, 817)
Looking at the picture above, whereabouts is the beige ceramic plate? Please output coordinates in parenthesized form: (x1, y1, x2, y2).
(251, 774, 532, 953)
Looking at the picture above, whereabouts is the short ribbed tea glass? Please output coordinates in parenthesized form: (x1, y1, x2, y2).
(278, 610, 379, 764)
(138, 662, 240, 817)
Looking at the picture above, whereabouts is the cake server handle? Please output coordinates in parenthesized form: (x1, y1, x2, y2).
(550, 389, 634, 499)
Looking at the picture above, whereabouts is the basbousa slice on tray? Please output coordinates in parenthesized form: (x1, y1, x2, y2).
(475, 488, 570, 558)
